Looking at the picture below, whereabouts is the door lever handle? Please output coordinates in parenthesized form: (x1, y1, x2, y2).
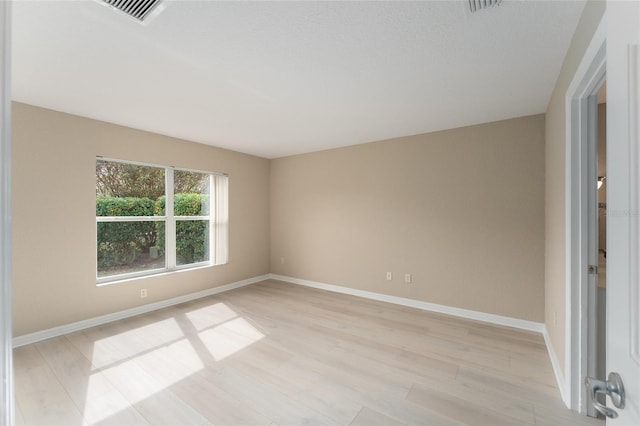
(584, 372, 626, 418)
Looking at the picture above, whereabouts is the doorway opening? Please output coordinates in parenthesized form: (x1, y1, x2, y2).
(564, 15, 605, 416)
(590, 81, 607, 418)
(573, 4, 640, 423)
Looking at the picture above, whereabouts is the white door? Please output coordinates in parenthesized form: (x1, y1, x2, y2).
(604, 0, 640, 424)
(0, 2, 12, 426)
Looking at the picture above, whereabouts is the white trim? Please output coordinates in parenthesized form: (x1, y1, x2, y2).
(544, 326, 567, 404)
(564, 12, 607, 413)
(166, 167, 176, 270)
(14, 271, 566, 407)
(96, 156, 227, 178)
(0, 1, 12, 424)
(13, 274, 269, 348)
(96, 160, 225, 284)
(96, 216, 167, 222)
(96, 265, 171, 285)
(271, 274, 570, 394)
(269, 274, 544, 333)
(175, 216, 210, 221)
(628, 44, 640, 366)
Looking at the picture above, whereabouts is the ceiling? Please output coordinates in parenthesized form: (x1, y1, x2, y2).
(12, 0, 586, 159)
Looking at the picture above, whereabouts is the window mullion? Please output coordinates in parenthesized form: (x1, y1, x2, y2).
(166, 168, 176, 270)
(96, 216, 166, 222)
(209, 174, 215, 263)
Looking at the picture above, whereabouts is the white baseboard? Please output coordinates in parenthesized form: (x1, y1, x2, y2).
(269, 274, 572, 402)
(269, 274, 545, 333)
(543, 327, 569, 407)
(12, 274, 270, 348)
(14, 271, 567, 406)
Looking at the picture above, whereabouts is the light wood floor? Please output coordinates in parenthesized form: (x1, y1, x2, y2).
(14, 280, 603, 426)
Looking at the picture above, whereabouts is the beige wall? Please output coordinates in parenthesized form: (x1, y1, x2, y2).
(271, 115, 545, 322)
(13, 0, 605, 342)
(544, 0, 606, 375)
(12, 102, 270, 337)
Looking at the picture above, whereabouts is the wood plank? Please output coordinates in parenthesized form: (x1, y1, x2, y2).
(407, 374, 537, 425)
(13, 345, 85, 426)
(350, 406, 406, 426)
(169, 370, 272, 425)
(34, 336, 149, 425)
(96, 352, 208, 425)
(14, 399, 26, 426)
(406, 384, 527, 426)
(203, 367, 340, 425)
(14, 280, 602, 426)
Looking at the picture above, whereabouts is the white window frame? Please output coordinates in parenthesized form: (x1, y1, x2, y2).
(96, 157, 228, 285)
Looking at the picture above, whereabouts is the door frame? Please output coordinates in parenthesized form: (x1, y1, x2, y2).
(606, 0, 640, 422)
(564, 14, 606, 415)
(0, 1, 12, 425)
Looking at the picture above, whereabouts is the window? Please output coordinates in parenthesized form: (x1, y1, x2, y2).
(96, 158, 228, 283)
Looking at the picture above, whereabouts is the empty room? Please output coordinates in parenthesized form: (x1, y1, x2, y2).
(1, 0, 639, 425)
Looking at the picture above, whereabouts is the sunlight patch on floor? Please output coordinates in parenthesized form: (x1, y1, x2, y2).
(85, 338, 204, 423)
(133, 339, 206, 387)
(81, 374, 131, 425)
(84, 303, 263, 423)
(185, 302, 239, 331)
(91, 318, 184, 369)
(198, 317, 264, 361)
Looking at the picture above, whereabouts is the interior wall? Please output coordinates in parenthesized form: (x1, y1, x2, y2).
(598, 103, 607, 255)
(543, 0, 606, 377)
(271, 114, 545, 322)
(596, 100, 607, 386)
(12, 102, 270, 337)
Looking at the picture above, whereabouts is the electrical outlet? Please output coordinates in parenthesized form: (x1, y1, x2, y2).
(140, 288, 147, 298)
(280, 257, 285, 265)
(404, 273, 412, 283)
(386, 272, 392, 281)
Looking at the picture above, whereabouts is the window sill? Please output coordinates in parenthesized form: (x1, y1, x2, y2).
(96, 262, 216, 287)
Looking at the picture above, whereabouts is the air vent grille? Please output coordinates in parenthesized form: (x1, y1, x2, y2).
(468, 0, 503, 13)
(101, 0, 162, 22)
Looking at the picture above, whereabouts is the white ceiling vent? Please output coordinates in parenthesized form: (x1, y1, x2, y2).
(101, 0, 163, 22)
(468, 0, 503, 13)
